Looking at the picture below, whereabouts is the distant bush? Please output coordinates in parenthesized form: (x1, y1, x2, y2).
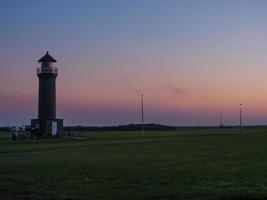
(64, 123, 176, 132)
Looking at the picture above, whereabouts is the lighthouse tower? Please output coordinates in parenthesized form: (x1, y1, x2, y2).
(31, 52, 63, 136)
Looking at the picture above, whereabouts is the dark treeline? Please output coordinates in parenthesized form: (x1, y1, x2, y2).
(1, 124, 267, 132)
(0, 127, 11, 131)
(64, 123, 176, 131)
(64, 124, 267, 132)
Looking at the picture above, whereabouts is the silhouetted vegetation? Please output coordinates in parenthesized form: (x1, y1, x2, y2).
(64, 123, 176, 132)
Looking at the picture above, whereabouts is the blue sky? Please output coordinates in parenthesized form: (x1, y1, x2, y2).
(1, 0, 267, 126)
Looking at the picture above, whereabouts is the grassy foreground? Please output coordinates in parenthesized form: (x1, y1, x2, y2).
(1, 128, 267, 200)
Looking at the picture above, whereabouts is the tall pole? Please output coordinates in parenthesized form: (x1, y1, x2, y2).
(72, 115, 74, 127)
(71, 115, 74, 134)
(220, 112, 223, 127)
(239, 104, 243, 133)
(141, 93, 144, 135)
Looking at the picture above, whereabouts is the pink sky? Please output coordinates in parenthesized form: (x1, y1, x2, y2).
(1, 1, 267, 126)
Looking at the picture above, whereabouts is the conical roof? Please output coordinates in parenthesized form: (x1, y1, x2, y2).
(38, 51, 57, 63)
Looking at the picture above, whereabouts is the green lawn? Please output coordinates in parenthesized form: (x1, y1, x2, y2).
(1, 128, 267, 200)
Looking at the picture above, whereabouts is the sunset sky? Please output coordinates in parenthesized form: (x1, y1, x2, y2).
(1, 0, 267, 126)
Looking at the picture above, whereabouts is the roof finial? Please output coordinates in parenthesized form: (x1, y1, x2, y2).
(46, 51, 49, 55)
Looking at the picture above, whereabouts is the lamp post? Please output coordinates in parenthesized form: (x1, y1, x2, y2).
(220, 112, 223, 128)
(72, 115, 74, 134)
(141, 93, 145, 135)
(239, 104, 243, 133)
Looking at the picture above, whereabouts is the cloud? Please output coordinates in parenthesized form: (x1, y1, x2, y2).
(162, 84, 187, 95)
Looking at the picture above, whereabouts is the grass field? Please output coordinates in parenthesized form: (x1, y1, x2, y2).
(1, 128, 267, 200)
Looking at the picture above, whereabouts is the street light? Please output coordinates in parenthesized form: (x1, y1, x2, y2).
(239, 104, 243, 133)
(220, 112, 223, 128)
(141, 93, 145, 135)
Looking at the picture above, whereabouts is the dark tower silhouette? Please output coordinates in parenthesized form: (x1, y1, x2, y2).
(31, 52, 63, 136)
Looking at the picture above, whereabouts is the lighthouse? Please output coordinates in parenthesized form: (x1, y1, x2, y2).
(31, 52, 63, 136)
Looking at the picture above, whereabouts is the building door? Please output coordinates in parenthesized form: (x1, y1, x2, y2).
(52, 122, 57, 136)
